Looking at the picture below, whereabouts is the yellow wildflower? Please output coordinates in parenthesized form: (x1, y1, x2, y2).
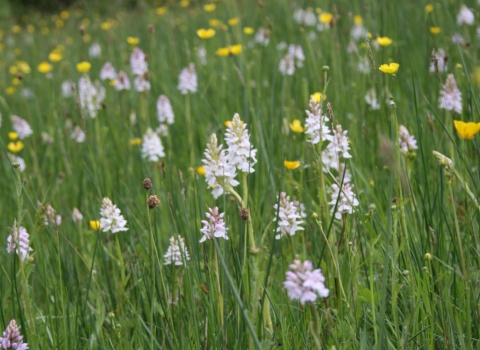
(127, 36, 140, 46)
(197, 28, 216, 39)
(203, 3, 216, 12)
(284, 160, 301, 170)
(16, 61, 31, 74)
(225, 120, 244, 127)
(319, 12, 333, 24)
(243, 27, 254, 35)
(12, 78, 20, 85)
(9, 66, 18, 75)
(56, 19, 64, 28)
(196, 166, 206, 176)
(209, 19, 221, 27)
(60, 10, 70, 19)
(12, 25, 21, 34)
(8, 132, 18, 140)
(429, 27, 441, 35)
(130, 138, 142, 146)
(310, 92, 326, 103)
(230, 44, 242, 55)
(8, 141, 24, 153)
(453, 120, 480, 140)
(289, 120, 305, 133)
(228, 17, 239, 26)
(180, 0, 189, 7)
(216, 45, 242, 56)
(49, 52, 62, 63)
(377, 36, 392, 46)
(354, 15, 362, 25)
(5, 87, 15, 95)
(38, 62, 53, 73)
(76, 61, 91, 73)
(156, 7, 167, 15)
(101, 22, 112, 30)
(41, 27, 50, 35)
(367, 32, 372, 39)
(89, 220, 101, 230)
(425, 4, 434, 13)
(27, 25, 35, 33)
(109, 80, 117, 87)
(379, 62, 399, 74)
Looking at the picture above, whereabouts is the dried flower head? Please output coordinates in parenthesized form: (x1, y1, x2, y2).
(143, 178, 152, 190)
(147, 195, 160, 209)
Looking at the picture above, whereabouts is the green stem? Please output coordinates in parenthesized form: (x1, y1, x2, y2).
(114, 234, 126, 308)
(213, 244, 224, 326)
(147, 193, 155, 349)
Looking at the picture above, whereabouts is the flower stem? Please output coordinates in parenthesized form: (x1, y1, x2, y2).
(213, 244, 224, 326)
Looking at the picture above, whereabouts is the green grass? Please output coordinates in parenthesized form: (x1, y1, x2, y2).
(1, 0, 480, 348)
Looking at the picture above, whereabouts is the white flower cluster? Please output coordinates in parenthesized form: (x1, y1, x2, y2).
(156, 95, 174, 136)
(130, 48, 150, 92)
(305, 100, 359, 220)
(293, 8, 317, 27)
(61, 80, 75, 98)
(11, 115, 32, 139)
(8, 154, 25, 172)
(202, 133, 239, 199)
(304, 99, 332, 145)
(429, 49, 447, 73)
(202, 114, 256, 198)
(141, 127, 165, 162)
(42, 203, 61, 227)
(70, 126, 86, 143)
(278, 44, 305, 76)
(200, 207, 228, 242)
(283, 260, 329, 304)
(457, 5, 474, 25)
(6, 225, 32, 261)
(273, 192, 305, 240)
(89, 42, 101, 58)
(177, 63, 198, 94)
(439, 74, 462, 114)
(78, 76, 105, 118)
(225, 114, 257, 173)
(100, 62, 117, 81)
(398, 125, 418, 155)
(116, 71, 131, 91)
(254, 27, 270, 46)
(365, 89, 380, 110)
(164, 235, 190, 266)
(72, 208, 83, 223)
(99, 197, 128, 234)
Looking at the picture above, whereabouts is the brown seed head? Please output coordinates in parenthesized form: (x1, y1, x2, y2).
(148, 24, 154, 33)
(240, 208, 249, 220)
(147, 195, 160, 209)
(143, 178, 152, 190)
(200, 284, 209, 295)
(79, 25, 85, 36)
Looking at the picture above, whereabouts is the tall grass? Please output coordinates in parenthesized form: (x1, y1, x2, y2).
(1, 0, 479, 348)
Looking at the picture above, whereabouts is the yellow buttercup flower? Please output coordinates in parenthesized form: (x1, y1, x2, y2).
(453, 120, 480, 140)
(101, 21, 112, 30)
(310, 92, 326, 103)
(284, 160, 301, 170)
(127, 36, 140, 46)
(5, 87, 15, 95)
(377, 36, 392, 46)
(180, 0, 189, 7)
(27, 25, 35, 33)
(156, 7, 167, 15)
(228, 17, 239, 26)
(12, 78, 20, 85)
(353, 15, 362, 25)
(197, 28, 216, 39)
(209, 19, 221, 27)
(243, 27, 254, 35)
(7, 141, 24, 153)
(216, 44, 242, 56)
(430, 27, 441, 35)
(203, 3, 216, 12)
(130, 138, 142, 146)
(12, 25, 21, 34)
(196, 166, 206, 176)
(76, 61, 91, 73)
(16, 61, 31, 74)
(56, 19, 64, 28)
(49, 52, 62, 63)
(319, 12, 333, 24)
(379, 62, 399, 74)
(41, 27, 50, 35)
(289, 120, 306, 133)
(109, 80, 117, 87)
(425, 4, 434, 13)
(38, 61, 53, 73)
(60, 10, 70, 19)
(367, 32, 372, 39)
(8, 132, 18, 140)
(89, 220, 101, 230)
(9, 66, 18, 75)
